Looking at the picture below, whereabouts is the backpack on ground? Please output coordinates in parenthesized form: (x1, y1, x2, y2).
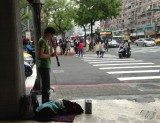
(20, 93, 39, 119)
(62, 99, 84, 114)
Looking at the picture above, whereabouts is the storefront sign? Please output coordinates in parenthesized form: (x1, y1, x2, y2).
(145, 31, 155, 35)
(100, 31, 112, 35)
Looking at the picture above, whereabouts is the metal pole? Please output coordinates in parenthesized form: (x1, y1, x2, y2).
(27, 0, 42, 94)
(27, 6, 30, 32)
(32, 2, 42, 93)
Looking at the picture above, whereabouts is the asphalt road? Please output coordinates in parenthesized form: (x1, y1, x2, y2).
(50, 44, 160, 99)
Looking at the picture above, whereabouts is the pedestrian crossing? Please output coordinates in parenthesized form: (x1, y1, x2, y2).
(130, 46, 160, 53)
(112, 46, 160, 54)
(79, 54, 160, 82)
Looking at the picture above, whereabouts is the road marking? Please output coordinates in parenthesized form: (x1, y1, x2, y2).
(89, 60, 143, 64)
(82, 57, 121, 59)
(82, 56, 117, 58)
(53, 70, 64, 73)
(118, 76, 160, 81)
(99, 65, 160, 70)
(131, 47, 160, 53)
(51, 82, 139, 88)
(107, 70, 160, 74)
(93, 62, 154, 66)
(83, 59, 137, 61)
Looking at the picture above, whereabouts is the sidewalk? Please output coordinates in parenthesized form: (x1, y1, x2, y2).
(16, 97, 160, 123)
(23, 55, 160, 123)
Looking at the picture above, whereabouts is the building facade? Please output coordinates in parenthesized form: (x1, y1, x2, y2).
(109, 0, 160, 38)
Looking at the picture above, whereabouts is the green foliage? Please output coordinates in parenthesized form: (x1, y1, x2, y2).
(73, 0, 122, 26)
(21, 13, 32, 21)
(19, 0, 31, 20)
(19, 0, 29, 9)
(42, 0, 76, 36)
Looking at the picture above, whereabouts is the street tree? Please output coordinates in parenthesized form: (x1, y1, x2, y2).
(42, 0, 76, 39)
(74, 6, 89, 46)
(20, 0, 33, 37)
(20, 0, 31, 21)
(72, 0, 122, 44)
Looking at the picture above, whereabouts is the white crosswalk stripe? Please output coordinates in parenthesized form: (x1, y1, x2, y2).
(83, 58, 137, 61)
(118, 76, 160, 81)
(107, 70, 160, 74)
(80, 54, 160, 82)
(89, 60, 143, 64)
(93, 62, 154, 66)
(99, 65, 160, 70)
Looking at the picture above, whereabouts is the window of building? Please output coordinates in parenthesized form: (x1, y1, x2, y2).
(138, 15, 141, 19)
(152, 19, 156, 23)
(157, 18, 160, 22)
(141, 14, 146, 18)
(153, 4, 157, 8)
(141, 21, 146, 24)
(153, 11, 157, 15)
(147, 13, 151, 17)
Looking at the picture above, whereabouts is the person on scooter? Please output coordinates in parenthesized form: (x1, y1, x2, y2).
(122, 40, 130, 54)
(26, 39, 36, 63)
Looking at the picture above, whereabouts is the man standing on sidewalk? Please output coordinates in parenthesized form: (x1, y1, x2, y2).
(38, 27, 56, 103)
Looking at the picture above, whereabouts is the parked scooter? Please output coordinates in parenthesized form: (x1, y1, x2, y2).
(118, 46, 131, 59)
(24, 61, 33, 77)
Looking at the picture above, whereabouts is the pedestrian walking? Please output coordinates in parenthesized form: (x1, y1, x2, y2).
(59, 39, 63, 55)
(78, 40, 84, 57)
(86, 38, 90, 52)
(65, 40, 71, 55)
(95, 41, 100, 57)
(105, 39, 109, 52)
(74, 39, 79, 54)
(61, 40, 66, 55)
(38, 27, 56, 103)
(100, 41, 105, 58)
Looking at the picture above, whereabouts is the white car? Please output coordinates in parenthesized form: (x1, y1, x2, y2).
(135, 38, 156, 47)
(108, 39, 119, 48)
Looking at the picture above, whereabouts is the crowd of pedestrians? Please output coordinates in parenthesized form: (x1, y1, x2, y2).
(53, 37, 109, 58)
(58, 38, 84, 57)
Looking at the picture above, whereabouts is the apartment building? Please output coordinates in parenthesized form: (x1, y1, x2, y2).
(109, 0, 160, 38)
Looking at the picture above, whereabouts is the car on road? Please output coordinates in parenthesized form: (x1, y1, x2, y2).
(134, 38, 156, 47)
(108, 39, 119, 48)
(154, 38, 160, 44)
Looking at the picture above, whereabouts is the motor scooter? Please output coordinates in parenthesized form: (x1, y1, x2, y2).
(118, 46, 131, 59)
(24, 61, 33, 77)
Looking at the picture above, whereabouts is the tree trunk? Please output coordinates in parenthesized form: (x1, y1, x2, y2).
(90, 22, 94, 50)
(62, 32, 65, 40)
(83, 25, 87, 47)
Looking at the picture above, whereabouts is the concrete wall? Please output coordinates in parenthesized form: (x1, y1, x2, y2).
(0, 1, 25, 119)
